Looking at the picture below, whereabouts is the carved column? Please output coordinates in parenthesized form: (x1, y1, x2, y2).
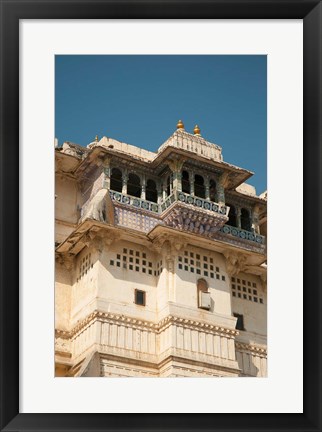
(168, 158, 185, 193)
(102, 156, 112, 189)
(189, 170, 195, 196)
(122, 172, 128, 195)
(141, 176, 146, 200)
(218, 172, 229, 205)
(157, 183, 162, 204)
(205, 176, 210, 200)
(251, 205, 260, 234)
(236, 207, 242, 229)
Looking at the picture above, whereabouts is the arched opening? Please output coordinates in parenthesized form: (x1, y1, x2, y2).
(227, 204, 237, 227)
(182, 170, 190, 194)
(127, 173, 141, 198)
(194, 174, 205, 198)
(209, 178, 217, 202)
(110, 168, 122, 192)
(146, 179, 157, 203)
(241, 208, 251, 231)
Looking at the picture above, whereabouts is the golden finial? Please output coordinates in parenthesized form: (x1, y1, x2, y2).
(194, 125, 201, 135)
(95, 135, 99, 142)
(177, 120, 185, 130)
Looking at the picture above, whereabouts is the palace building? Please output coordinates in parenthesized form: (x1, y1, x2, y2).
(55, 121, 267, 377)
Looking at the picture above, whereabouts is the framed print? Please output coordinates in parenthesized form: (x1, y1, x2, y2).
(1, 0, 321, 431)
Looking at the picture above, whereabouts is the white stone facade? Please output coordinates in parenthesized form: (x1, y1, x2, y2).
(55, 126, 267, 377)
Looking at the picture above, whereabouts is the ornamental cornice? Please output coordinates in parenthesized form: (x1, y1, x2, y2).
(56, 311, 239, 340)
(235, 342, 267, 356)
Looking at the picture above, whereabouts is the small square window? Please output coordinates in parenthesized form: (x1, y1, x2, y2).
(222, 275, 225, 281)
(196, 261, 201, 267)
(190, 252, 194, 257)
(190, 259, 194, 265)
(123, 256, 127, 261)
(238, 293, 241, 298)
(253, 282, 257, 287)
(184, 258, 188, 264)
(232, 292, 236, 297)
(123, 263, 127, 269)
(242, 280, 246, 285)
(249, 295, 252, 300)
(136, 251, 140, 257)
(232, 277, 235, 282)
(237, 285, 241, 291)
(216, 267, 220, 272)
(210, 265, 214, 271)
(123, 248, 127, 254)
(204, 271, 208, 277)
(136, 258, 139, 264)
(253, 289, 258, 295)
(178, 264, 183, 269)
(130, 250, 134, 255)
(254, 297, 258, 303)
(190, 268, 194, 273)
(196, 254, 200, 259)
(204, 256, 208, 262)
(129, 257, 133, 263)
(196, 269, 201, 275)
(237, 278, 240, 283)
(129, 264, 133, 270)
(116, 262, 120, 267)
(204, 263, 208, 269)
(148, 262, 152, 267)
(184, 251, 188, 256)
(243, 287, 246, 292)
(178, 256, 182, 262)
(135, 289, 146, 306)
(210, 258, 213, 263)
(110, 260, 114, 266)
(143, 253, 146, 258)
(216, 274, 220, 280)
(210, 273, 214, 279)
(248, 288, 252, 293)
(142, 260, 146, 265)
(248, 281, 251, 286)
(148, 269, 152, 275)
(260, 298, 264, 304)
(243, 294, 247, 299)
(184, 265, 188, 271)
(232, 284, 236, 289)
(142, 268, 146, 273)
(135, 266, 140, 272)
(154, 271, 157, 276)
(117, 254, 121, 260)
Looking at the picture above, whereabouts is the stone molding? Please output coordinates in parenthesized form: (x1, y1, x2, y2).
(55, 310, 240, 341)
(223, 250, 248, 276)
(235, 342, 267, 357)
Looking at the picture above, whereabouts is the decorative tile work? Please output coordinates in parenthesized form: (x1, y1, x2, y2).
(177, 250, 225, 281)
(77, 253, 93, 281)
(231, 277, 264, 304)
(115, 207, 160, 233)
(109, 248, 162, 276)
(110, 190, 159, 213)
(220, 225, 265, 245)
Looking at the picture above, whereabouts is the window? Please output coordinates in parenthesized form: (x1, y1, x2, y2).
(127, 173, 141, 197)
(146, 179, 158, 203)
(182, 170, 190, 193)
(110, 168, 123, 192)
(241, 208, 251, 231)
(227, 203, 237, 227)
(233, 313, 245, 331)
(194, 174, 205, 198)
(134, 289, 146, 306)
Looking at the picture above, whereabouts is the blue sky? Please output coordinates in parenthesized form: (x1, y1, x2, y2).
(55, 55, 266, 193)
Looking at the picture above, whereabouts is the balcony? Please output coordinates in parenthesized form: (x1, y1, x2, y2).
(109, 190, 159, 214)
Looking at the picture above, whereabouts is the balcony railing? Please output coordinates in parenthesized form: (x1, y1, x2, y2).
(160, 190, 229, 217)
(219, 224, 265, 245)
(109, 190, 159, 214)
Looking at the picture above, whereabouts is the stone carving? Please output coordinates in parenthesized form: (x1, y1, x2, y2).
(81, 189, 112, 223)
(223, 251, 247, 276)
(55, 252, 75, 270)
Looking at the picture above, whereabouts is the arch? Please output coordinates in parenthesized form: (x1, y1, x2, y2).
(182, 170, 190, 194)
(194, 174, 205, 198)
(241, 208, 251, 231)
(127, 173, 141, 198)
(197, 278, 208, 293)
(146, 179, 157, 203)
(110, 168, 122, 192)
(197, 278, 210, 310)
(227, 203, 237, 227)
(209, 178, 217, 202)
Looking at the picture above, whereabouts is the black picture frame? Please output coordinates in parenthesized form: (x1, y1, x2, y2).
(0, 1, 321, 431)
